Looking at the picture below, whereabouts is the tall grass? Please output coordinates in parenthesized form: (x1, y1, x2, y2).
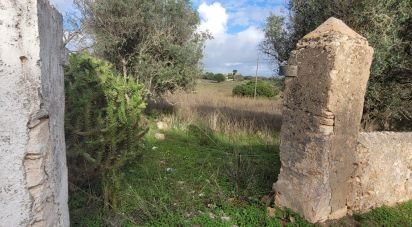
(147, 91, 283, 139)
(69, 80, 412, 226)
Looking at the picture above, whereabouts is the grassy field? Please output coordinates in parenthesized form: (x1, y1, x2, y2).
(148, 79, 282, 137)
(196, 79, 243, 96)
(69, 79, 412, 226)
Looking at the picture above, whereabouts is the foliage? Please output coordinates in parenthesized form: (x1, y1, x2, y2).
(262, 0, 412, 131)
(270, 76, 285, 92)
(75, 0, 208, 95)
(202, 72, 226, 83)
(69, 118, 412, 226)
(70, 120, 282, 225)
(233, 80, 279, 98)
(214, 74, 226, 83)
(65, 53, 147, 208)
(260, 14, 294, 66)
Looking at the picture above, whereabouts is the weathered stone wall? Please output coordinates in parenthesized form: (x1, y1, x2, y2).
(274, 17, 412, 223)
(349, 132, 412, 213)
(0, 0, 69, 226)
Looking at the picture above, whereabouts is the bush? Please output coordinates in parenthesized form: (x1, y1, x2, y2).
(202, 72, 226, 83)
(233, 80, 279, 98)
(214, 73, 226, 83)
(202, 72, 214, 80)
(64, 53, 147, 208)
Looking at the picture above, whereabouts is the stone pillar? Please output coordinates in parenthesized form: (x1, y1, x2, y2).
(0, 0, 69, 226)
(273, 17, 373, 223)
(351, 132, 412, 213)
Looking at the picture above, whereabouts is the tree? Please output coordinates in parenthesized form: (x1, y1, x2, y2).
(62, 12, 92, 51)
(262, 0, 412, 131)
(75, 0, 208, 95)
(260, 14, 293, 66)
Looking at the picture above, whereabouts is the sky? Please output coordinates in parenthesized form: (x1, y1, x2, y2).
(50, 0, 289, 76)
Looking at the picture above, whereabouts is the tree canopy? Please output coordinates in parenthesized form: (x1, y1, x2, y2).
(75, 0, 208, 95)
(262, 0, 412, 131)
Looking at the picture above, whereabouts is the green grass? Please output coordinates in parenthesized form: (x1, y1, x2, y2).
(196, 79, 244, 96)
(69, 119, 412, 226)
(70, 120, 296, 226)
(353, 201, 412, 226)
(69, 114, 412, 227)
(118, 123, 284, 226)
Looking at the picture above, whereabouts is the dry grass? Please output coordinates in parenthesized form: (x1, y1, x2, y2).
(196, 79, 244, 96)
(148, 80, 283, 138)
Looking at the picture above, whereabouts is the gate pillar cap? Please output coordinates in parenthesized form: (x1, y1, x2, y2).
(303, 17, 364, 40)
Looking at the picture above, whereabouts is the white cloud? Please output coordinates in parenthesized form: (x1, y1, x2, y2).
(225, 62, 242, 67)
(197, 2, 228, 38)
(50, 0, 279, 75)
(230, 5, 287, 27)
(198, 2, 274, 76)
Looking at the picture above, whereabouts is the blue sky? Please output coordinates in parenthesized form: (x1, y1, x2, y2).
(193, 0, 288, 34)
(50, 0, 289, 76)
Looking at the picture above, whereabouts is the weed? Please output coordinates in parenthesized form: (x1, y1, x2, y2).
(147, 80, 282, 138)
(69, 80, 412, 226)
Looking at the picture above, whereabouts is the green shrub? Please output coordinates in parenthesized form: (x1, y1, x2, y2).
(233, 80, 278, 98)
(202, 72, 226, 83)
(64, 53, 147, 208)
(202, 72, 214, 80)
(214, 73, 226, 83)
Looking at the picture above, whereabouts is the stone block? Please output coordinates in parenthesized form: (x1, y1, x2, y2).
(349, 132, 412, 212)
(274, 17, 374, 223)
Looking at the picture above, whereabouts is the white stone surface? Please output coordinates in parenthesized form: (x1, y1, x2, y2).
(0, 0, 69, 226)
